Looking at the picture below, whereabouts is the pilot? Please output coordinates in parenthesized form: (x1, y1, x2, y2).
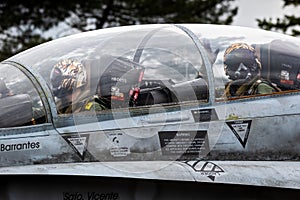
(223, 43, 280, 97)
(50, 59, 105, 114)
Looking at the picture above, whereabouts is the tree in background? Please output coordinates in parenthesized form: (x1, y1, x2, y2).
(257, 0, 300, 36)
(0, 0, 237, 61)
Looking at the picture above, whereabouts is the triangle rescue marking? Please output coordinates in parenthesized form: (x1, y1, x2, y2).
(64, 134, 89, 159)
(226, 120, 252, 148)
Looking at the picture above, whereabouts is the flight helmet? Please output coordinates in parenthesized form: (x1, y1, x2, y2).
(224, 43, 261, 80)
(50, 59, 87, 98)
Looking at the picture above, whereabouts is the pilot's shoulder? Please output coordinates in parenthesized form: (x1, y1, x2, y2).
(255, 79, 277, 94)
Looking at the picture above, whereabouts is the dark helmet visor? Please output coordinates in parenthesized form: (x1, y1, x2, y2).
(224, 49, 256, 71)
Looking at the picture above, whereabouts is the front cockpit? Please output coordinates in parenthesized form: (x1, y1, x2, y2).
(6, 25, 209, 118)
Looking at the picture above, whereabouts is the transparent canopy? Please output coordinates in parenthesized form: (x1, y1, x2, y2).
(1, 24, 299, 119)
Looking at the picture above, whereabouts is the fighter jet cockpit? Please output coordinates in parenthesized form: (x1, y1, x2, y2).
(1, 24, 300, 130)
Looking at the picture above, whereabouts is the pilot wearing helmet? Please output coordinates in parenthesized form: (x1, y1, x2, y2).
(223, 43, 280, 97)
(50, 59, 105, 114)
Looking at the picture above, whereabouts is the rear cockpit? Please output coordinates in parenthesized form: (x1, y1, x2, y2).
(184, 25, 300, 100)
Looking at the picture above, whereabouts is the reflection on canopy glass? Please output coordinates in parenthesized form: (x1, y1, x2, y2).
(0, 64, 46, 128)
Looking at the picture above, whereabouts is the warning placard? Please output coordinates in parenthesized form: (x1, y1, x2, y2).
(158, 130, 209, 158)
(107, 131, 130, 157)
